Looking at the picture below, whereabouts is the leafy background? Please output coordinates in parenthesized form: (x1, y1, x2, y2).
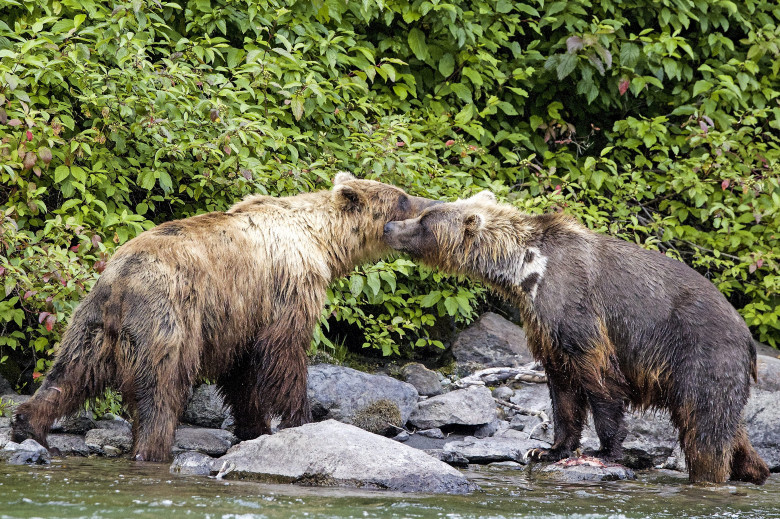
(1, 0, 778, 392)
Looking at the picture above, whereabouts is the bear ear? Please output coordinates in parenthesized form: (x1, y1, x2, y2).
(464, 212, 485, 236)
(469, 190, 496, 203)
(333, 184, 364, 212)
(333, 171, 356, 185)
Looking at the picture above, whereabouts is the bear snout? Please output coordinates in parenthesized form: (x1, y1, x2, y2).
(383, 222, 398, 235)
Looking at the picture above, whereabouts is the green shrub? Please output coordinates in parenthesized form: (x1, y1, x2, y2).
(0, 0, 777, 389)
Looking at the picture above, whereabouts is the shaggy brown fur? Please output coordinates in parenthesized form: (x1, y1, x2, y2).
(383, 191, 769, 485)
(13, 173, 437, 462)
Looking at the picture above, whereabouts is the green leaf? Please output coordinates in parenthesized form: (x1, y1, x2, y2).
(444, 297, 459, 316)
(692, 80, 713, 97)
(366, 271, 381, 296)
(54, 165, 70, 183)
(408, 28, 429, 61)
(450, 83, 472, 103)
(420, 291, 442, 307)
(439, 53, 455, 77)
(496, 0, 513, 13)
(349, 275, 365, 297)
(556, 53, 577, 80)
(620, 43, 641, 68)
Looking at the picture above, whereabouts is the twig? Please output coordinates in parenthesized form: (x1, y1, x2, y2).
(453, 364, 547, 388)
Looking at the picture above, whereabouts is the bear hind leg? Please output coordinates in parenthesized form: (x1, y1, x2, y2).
(587, 395, 627, 462)
(218, 350, 272, 441)
(730, 424, 770, 485)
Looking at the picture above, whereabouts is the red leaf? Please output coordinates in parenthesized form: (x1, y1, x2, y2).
(32, 372, 42, 380)
(223, 145, 231, 155)
(618, 78, 630, 96)
(749, 263, 757, 274)
(94, 260, 107, 273)
(45, 314, 56, 331)
(92, 234, 102, 247)
(396, 141, 405, 147)
(699, 120, 708, 133)
(7, 118, 22, 127)
(0, 267, 5, 276)
(38, 147, 53, 164)
(23, 290, 36, 300)
(26, 130, 33, 141)
(554, 184, 562, 194)
(38, 311, 51, 324)
(721, 179, 729, 190)
(445, 139, 455, 146)
(70, 244, 79, 252)
(756, 259, 764, 269)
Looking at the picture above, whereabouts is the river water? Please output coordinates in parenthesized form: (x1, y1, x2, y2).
(0, 458, 778, 518)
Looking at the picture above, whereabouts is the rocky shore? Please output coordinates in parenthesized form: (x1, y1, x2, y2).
(2, 312, 778, 494)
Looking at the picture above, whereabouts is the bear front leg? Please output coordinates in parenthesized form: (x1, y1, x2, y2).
(528, 369, 587, 462)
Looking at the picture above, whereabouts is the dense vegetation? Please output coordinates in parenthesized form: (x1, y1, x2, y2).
(1, 0, 778, 391)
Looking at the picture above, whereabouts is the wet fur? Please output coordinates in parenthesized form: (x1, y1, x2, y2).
(13, 173, 435, 462)
(383, 192, 770, 485)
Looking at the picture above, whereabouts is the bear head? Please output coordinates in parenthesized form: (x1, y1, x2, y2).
(330, 171, 441, 262)
(382, 190, 518, 275)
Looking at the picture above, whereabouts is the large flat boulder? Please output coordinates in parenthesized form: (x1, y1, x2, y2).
(409, 386, 496, 429)
(308, 364, 418, 435)
(215, 420, 477, 494)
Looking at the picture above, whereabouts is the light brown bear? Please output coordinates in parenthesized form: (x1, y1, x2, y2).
(13, 172, 436, 462)
(382, 191, 769, 485)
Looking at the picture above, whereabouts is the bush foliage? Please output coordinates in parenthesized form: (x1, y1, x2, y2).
(1, 0, 778, 388)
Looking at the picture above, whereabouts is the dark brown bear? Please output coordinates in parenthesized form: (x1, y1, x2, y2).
(13, 172, 436, 462)
(383, 191, 769, 485)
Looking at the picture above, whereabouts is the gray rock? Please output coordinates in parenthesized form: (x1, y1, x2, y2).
(84, 425, 132, 456)
(1, 439, 50, 465)
(451, 313, 534, 374)
(756, 355, 780, 392)
(0, 375, 13, 395)
(474, 419, 502, 439)
(492, 386, 514, 401)
(392, 431, 410, 442)
(417, 428, 445, 439)
(173, 426, 237, 457)
(0, 417, 10, 428)
(216, 420, 477, 494)
(183, 385, 230, 429)
(0, 427, 11, 448)
(661, 446, 687, 472)
(538, 457, 636, 482)
(52, 411, 96, 435)
(308, 364, 418, 434)
(409, 386, 496, 429)
(425, 449, 469, 467)
(400, 363, 443, 397)
(48, 434, 90, 456)
(744, 389, 780, 470)
(170, 451, 216, 476)
(443, 436, 549, 464)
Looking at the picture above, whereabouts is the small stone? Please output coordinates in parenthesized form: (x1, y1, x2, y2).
(417, 428, 445, 439)
(392, 431, 410, 442)
(492, 386, 514, 401)
(85, 426, 132, 455)
(173, 427, 237, 457)
(103, 445, 122, 457)
(443, 436, 549, 464)
(401, 363, 443, 397)
(48, 434, 90, 456)
(170, 451, 215, 476)
(425, 449, 469, 467)
(183, 385, 230, 429)
(538, 456, 636, 482)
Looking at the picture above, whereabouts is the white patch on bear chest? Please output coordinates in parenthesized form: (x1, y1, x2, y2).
(517, 246, 547, 300)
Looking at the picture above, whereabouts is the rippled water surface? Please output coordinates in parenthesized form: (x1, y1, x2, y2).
(1, 458, 778, 518)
